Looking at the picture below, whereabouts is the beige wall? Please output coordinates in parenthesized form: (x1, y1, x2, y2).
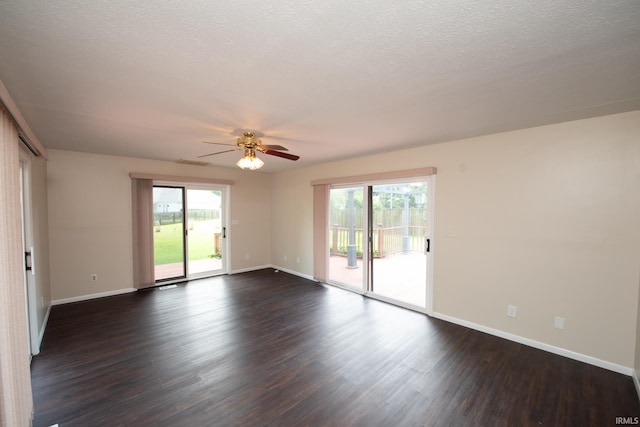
(270, 175, 315, 275)
(271, 111, 640, 367)
(47, 150, 272, 301)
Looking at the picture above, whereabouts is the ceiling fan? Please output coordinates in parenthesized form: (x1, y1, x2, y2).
(198, 131, 300, 170)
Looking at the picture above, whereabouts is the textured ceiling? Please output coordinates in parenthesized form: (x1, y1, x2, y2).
(0, 0, 639, 172)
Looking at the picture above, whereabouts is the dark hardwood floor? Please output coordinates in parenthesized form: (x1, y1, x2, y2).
(32, 269, 639, 426)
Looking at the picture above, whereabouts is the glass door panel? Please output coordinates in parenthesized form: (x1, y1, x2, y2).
(153, 186, 186, 281)
(187, 188, 224, 277)
(328, 186, 365, 290)
(370, 181, 429, 307)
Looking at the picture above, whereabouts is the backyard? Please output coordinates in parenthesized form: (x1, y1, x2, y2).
(153, 220, 220, 265)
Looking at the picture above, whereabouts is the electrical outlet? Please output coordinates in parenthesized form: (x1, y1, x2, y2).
(91, 274, 98, 282)
(296, 257, 300, 264)
(554, 316, 565, 330)
(507, 305, 517, 318)
(245, 253, 250, 260)
(284, 255, 287, 262)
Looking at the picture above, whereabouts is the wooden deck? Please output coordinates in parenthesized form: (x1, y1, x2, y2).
(329, 252, 427, 307)
(31, 269, 639, 426)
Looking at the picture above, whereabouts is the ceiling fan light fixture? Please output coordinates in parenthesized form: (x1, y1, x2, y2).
(200, 129, 298, 168)
(236, 149, 264, 170)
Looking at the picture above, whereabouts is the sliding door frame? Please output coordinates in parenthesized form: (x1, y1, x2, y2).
(326, 175, 435, 315)
(153, 184, 187, 283)
(364, 176, 435, 314)
(19, 148, 39, 356)
(185, 184, 230, 280)
(153, 181, 230, 284)
(327, 184, 368, 293)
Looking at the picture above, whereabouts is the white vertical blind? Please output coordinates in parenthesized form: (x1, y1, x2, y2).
(0, 104, 34, 425)
(312, 184, 329, 282)
(131, 178, 155, 288)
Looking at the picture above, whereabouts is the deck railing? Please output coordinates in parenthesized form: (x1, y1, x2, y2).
(330, 225, 427, 257)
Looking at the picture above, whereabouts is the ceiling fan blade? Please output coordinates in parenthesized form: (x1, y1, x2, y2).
(197, 149, 238, 158)
(261, 144, 288, 151)
(263, 150, 300, 161)
(203, 141, 236, 146)
(263, 134, 298, 143)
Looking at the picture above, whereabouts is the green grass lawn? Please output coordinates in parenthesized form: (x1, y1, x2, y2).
(154, 222, 219, 265)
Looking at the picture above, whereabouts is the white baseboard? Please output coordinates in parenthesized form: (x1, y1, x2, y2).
(231, 271, 636, 378)
(269, 265, 315, 281)
(229, 265, 273, 275)
(51, 268, 308, 305)
(52, 288, 136, 306)
(431, 311, 633, 376)
(633, 370, 640, 401)
(228, 265, 315, 282)
(38, 303, 51, 348)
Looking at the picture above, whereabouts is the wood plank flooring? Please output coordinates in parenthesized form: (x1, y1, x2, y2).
(32, 269, 640, 426)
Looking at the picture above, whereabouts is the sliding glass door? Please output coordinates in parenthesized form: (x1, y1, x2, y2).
(327, 177, 434, 311)
(186, 188, 225, 278)
(328, 186, 366, 290)
(153, 184, 227, 283)
(369, 181, 430, 308)
(153, 186, 186, 281)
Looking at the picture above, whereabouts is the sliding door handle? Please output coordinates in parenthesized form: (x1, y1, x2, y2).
(425, 238, 430, 254)
(25, 250, 32, 271)
(25, 251, 32, 271)
(222, 227, 226, 238)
